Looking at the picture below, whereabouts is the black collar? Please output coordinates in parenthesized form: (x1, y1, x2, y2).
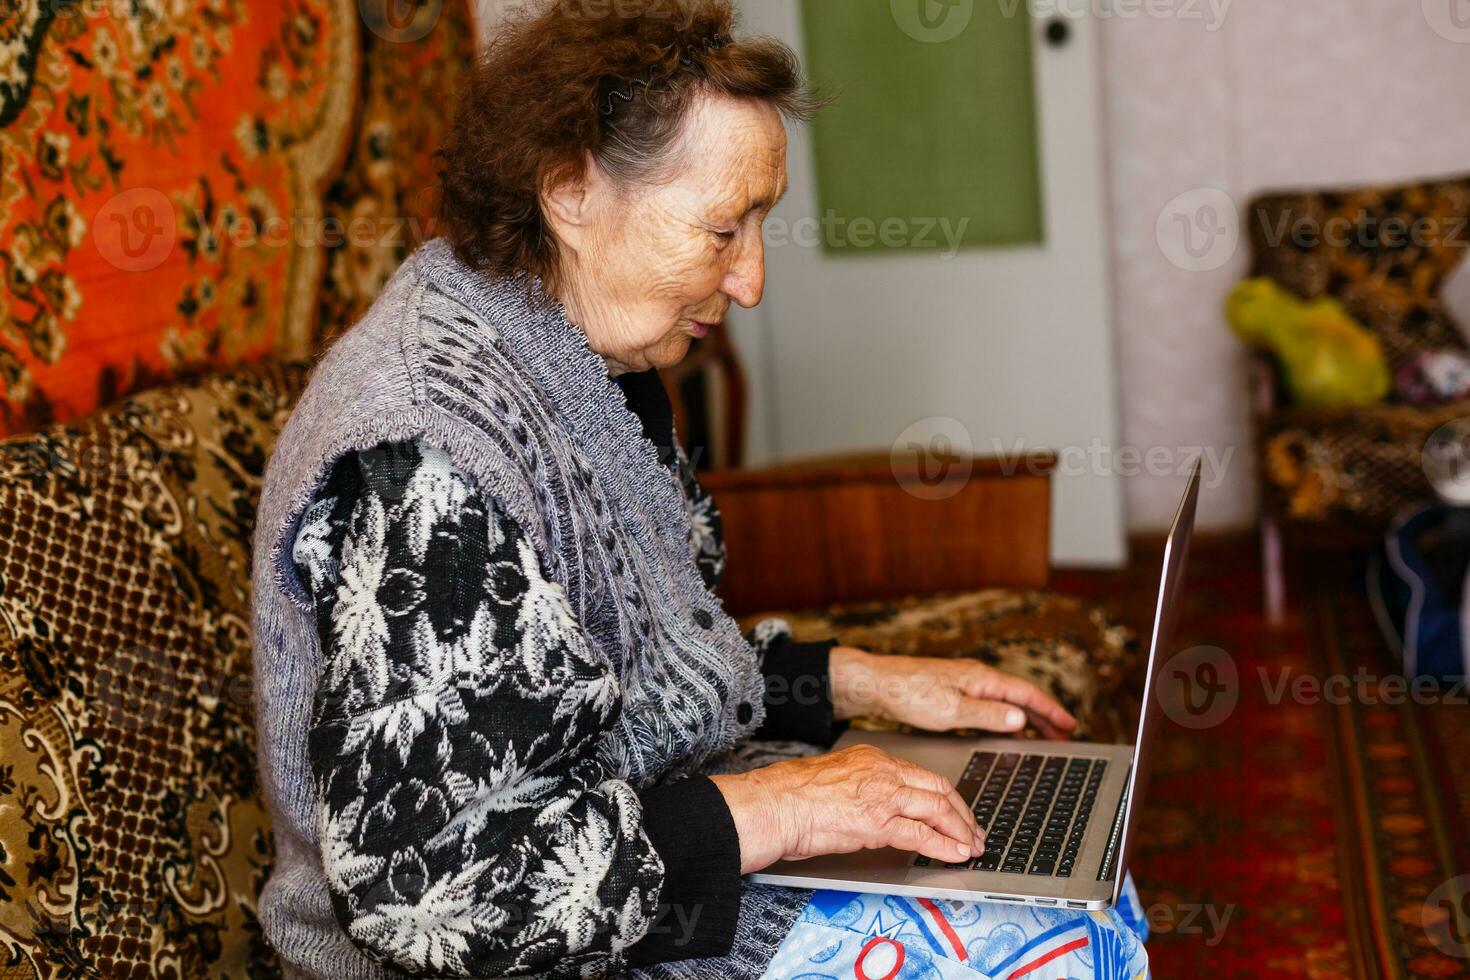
(614, 369, 676, 466)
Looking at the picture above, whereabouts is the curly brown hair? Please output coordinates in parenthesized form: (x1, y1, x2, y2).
(434, 0, 827, 291)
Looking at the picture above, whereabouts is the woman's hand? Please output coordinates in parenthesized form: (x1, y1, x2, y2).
(828, 646, 1078, 739)
(709, 744, 985, 874)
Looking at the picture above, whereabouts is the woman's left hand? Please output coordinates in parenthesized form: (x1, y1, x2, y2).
(828, 646, 1079, 739)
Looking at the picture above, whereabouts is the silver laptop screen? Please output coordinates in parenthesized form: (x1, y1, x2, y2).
(1112, 459, 1200, 904)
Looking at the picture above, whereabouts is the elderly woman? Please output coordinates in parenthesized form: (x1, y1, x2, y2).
(251, 1, 1149, 977)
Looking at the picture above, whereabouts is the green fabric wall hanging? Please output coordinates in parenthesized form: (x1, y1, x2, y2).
(798, 0, 1045, 253)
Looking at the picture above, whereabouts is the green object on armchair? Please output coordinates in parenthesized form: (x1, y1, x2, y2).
(1227, 277, 1391, 408)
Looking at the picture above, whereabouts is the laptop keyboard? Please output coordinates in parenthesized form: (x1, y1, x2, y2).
(912, 751, 1106, 878)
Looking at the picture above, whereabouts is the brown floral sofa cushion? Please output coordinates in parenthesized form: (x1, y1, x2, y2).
(1261, 400, 1469, 523)
(0, 360, 307, 978)
(740, 589, 1141, 746)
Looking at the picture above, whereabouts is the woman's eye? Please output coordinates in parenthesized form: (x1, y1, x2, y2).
(715, 229, 736, 241)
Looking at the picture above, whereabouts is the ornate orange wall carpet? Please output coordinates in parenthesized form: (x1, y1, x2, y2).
(0, 0, 476, 434)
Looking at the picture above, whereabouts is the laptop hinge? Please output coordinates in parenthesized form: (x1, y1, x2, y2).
(1096, 765, 1132, 882)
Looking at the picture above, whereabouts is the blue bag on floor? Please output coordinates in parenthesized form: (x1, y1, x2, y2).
(1367, 504, 1470, 681)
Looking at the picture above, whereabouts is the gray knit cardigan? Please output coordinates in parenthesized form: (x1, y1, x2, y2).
(250, 237, 809, 978)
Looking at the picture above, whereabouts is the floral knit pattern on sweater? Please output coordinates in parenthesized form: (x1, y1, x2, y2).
(294, 437, 659, 975)
(291, 437, 799, 975)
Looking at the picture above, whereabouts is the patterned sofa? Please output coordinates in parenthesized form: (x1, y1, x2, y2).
(0, 0, 477, 972)
(0, 363, 1139, 976)
(0, 361, 308, 976)
(1247, 175, 1470, 616)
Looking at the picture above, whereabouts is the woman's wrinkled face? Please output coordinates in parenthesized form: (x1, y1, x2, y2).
(544, 92, 789, 374)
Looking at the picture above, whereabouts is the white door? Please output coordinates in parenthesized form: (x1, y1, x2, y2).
(734, 0, 1125, 566)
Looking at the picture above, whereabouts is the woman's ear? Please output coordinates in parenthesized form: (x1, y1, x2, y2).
(540, 150, 606, 254)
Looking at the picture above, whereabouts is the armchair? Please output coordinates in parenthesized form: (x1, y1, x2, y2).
(1245, 174, 1470, 621)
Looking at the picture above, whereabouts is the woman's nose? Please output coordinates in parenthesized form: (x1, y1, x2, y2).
(722, 235, 766, 309)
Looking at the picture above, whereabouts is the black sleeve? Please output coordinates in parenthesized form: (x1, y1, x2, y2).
(627, 776, 745, 964)
(746, 623, 848, 748)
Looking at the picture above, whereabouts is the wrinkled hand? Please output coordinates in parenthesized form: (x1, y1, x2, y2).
(710, 744, 985, 874)
(828, 647, 1078, 739)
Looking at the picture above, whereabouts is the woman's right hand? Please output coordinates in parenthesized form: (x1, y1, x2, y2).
(708, 744, 985, 875)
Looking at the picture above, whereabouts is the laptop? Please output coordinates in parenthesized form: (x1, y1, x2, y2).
(749, 460, 1200, 910)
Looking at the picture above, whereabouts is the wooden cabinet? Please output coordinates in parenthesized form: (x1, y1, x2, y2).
(701, 452, 1054, 615)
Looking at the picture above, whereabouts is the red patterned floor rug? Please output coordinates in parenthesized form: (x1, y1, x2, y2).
(1054, 535, 1470, 978)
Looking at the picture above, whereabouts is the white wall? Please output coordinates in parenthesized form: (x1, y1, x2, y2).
(472, 1, 1470, 537)
(742, 0, 1470, 539)
(732, 0, 1127, 566)
(1099, 0, 1470, 531)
